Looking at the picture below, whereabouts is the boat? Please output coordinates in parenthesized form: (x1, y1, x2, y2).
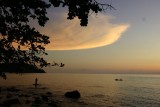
(115, 78, 123, 81)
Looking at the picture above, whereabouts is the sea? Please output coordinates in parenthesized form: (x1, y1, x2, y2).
(0, 73, 160, 107)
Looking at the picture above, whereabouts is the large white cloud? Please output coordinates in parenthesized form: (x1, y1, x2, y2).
(40, 13, 129, 50)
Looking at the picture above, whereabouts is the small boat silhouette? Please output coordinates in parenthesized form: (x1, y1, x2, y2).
(115, 78, 123, 81)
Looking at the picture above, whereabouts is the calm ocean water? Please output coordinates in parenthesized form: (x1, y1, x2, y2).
(1, 73, 160, 107)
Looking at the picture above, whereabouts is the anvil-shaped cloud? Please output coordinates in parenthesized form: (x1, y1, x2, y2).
(42, 13, 129, 50)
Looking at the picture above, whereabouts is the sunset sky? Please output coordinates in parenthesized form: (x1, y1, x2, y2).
(37, 0, 160, 74)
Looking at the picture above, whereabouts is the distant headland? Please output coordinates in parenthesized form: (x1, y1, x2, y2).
(0, 63, 45, 73)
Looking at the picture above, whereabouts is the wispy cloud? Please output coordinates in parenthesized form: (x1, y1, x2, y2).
(41, 13, 129, 50)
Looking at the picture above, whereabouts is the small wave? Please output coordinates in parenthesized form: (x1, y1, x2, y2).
(88, 86, 104, 88)
(90, 94, 105, 98)
(77, 101, 89, 106)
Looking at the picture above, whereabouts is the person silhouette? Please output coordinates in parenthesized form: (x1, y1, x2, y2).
(35, 78, 38, 88)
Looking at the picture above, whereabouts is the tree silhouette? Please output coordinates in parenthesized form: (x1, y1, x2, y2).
(0, 0, 114, 79)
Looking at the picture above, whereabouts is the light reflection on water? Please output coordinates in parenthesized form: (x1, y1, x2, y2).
(1, 73, 160, 107)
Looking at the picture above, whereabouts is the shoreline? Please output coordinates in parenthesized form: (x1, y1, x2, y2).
(0, 85, 60, 107)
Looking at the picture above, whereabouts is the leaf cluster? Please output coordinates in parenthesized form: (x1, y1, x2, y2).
(50, 0, 111, 26)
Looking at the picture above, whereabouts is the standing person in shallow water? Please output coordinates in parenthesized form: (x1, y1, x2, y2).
(35, 78, 38, 88)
